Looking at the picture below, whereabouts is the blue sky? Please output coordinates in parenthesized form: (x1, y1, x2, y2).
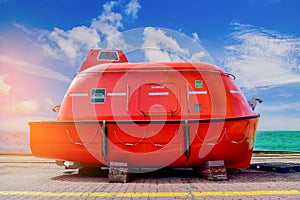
(0, 0, 299, 131)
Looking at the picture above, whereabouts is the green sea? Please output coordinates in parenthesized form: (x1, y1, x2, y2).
(254, 131, 300, 152)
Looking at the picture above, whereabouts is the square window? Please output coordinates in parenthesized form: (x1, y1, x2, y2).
(98, 51, 119, 61)
(91, 88, 106, 103)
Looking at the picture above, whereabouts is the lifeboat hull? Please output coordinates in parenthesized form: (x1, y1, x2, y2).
(29, 49, 261, 170)
(30, 116, 259, 169)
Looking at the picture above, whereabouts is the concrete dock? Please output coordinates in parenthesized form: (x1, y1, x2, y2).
(0, 152, 299, 199)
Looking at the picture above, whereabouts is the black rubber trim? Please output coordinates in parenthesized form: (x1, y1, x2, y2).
(29, 114, 260, 125)
(101, 123, 108, 158)
(183, 121, 191, 162)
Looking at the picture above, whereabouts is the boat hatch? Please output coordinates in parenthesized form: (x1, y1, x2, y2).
(139, 83, 178, 115)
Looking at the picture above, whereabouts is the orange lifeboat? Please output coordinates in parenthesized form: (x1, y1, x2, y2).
(29, 49, 260, 170)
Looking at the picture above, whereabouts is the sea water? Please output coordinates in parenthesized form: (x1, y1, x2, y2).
(254, 131, 300, 152)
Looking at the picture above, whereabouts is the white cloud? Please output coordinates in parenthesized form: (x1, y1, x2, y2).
(0, 55, 72, 83)
(91, 1, 122, 35)
(39, 0, 141, 63)
(90, 1, 128, 50)
(0, 74, 11, 96)
(125, 0, 141, 19)
(192, 32, 201, 43)
(141, 27, 212, 63)
(224, 23, 300, 89)
(45, 26, 100, 62)
(5, 100, 39, 115)
(190, 51, 207, 62)
(13, 23, 33, 35)
(142, 27, 190, 62)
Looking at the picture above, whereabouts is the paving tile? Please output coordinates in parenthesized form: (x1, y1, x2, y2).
(0, 155, 300, 199)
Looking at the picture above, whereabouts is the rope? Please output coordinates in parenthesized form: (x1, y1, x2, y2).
(113, 129, 145, 146)
(144, 130, 164, 147)
(66, 126, 99, 146)
(113, 129, 165, 147)
(195, 128, 226, 146)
